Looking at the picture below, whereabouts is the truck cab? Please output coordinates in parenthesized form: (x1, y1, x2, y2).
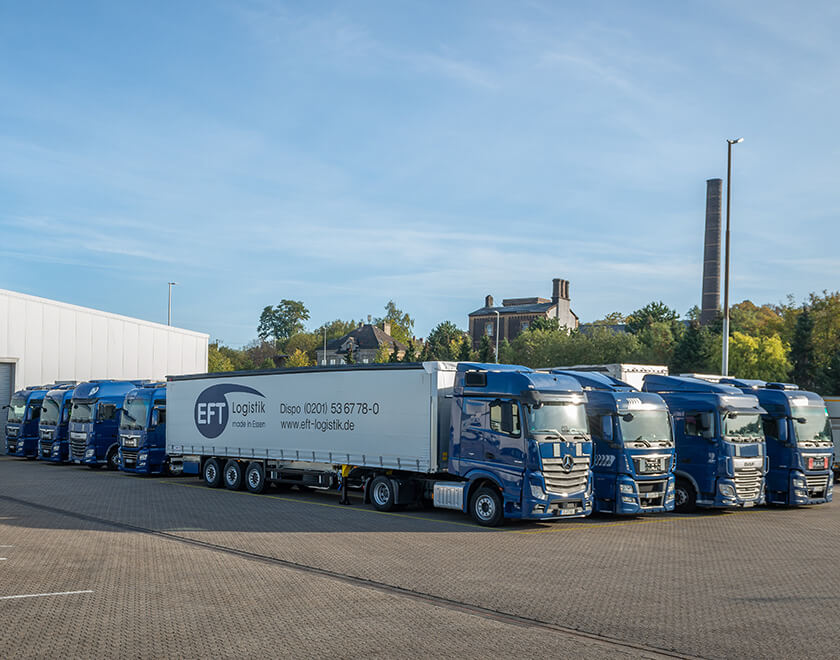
(548, 370, 675, 514)
(4, 386, 49, 458)
(720, 379, 833, 505)
(118, 383, 177, 475)
(69, 380, 143, 469)
(643, 375, 767, 512)
(448, 364, 594, 521)
(38, 385, 76, 462)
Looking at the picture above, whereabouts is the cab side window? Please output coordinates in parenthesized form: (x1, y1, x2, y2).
(489, 400, 521, 437)
(30, 401, 43, 421)
(98, 403, 117, 421)
(685, 412, 714, 438)
(762, 418, 778, 438)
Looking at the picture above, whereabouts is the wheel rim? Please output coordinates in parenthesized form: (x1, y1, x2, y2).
(248, 469, 261, 489)
(109, 452, 118, 468)
(675, 486, 688, 507)
(372, 481, 391, 506)
(475, 494, 496, 521)
(205, 464, 217, 482)
(225, 467, 238, 485)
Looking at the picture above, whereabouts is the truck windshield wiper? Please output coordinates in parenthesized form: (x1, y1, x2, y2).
(632, 436, 652, 447)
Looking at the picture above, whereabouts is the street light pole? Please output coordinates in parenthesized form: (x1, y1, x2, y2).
(721, 138, 743, 376)
(494, 309, 500, 363)
(168, 282, 178, 326)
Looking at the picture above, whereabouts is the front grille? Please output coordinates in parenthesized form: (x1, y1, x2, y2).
(40, 433, 54, 456)
(542, 455, 590, 495)
(69, 432, 87, 460)
(805, 474, 829, 498)
(733, 467, 762, 501)
(637, 479, 668, 508)
(633, 455, 670, 476)
(7, 426, 19, 438)
(121, 448, 139, 469)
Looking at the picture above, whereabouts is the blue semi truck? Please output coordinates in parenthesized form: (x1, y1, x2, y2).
(642, 375, 767, 511)
(38, 384, 76, 462)
(4, 385, 49, 458)
(547, 370, 675, 514)
(69, 380, 143, 470)
(166, 362, 594, 526)
(118, 383, 179, 475)
(714, 379, 833, 505)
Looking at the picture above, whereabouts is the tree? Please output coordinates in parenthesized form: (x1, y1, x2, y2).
(242, 339, 282, 370)
(388, 343, 401, 363)
(257, 300, 310, 346)
(591, 311, 627, 326)
(403, 341, 419, 363)
(528, 317, 561, 333)
(727, 332, 791, 382)
(284, 332, 321, 364)
(373, 344, 391, 364)
(634, 321, 683, 366)
(478, 334, 495, 363)
(316, 319, 358, 342)
(626, 301, 680, 334)
(729, 300, 783, 337)
(819, 347, 840, 394)
(208, 342, 235, 372)
(458, 336, 476, 362)
(498, 338, 513, 364)
(790, 308, 817, 390)
(344, 345, 355, 364)
(376, 301, 414, 345)
(285, 349, 311, 367)
(670, 321, 717, 375)
(425, 321, 462, 360)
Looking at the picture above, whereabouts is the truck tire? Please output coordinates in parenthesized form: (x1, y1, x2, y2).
(470, 486, 503, 527)
(369, 475, 397, 512)
(674, 478, 697, 513)
(203, 458, 223, 488)
(106, 446, 120, 471)
(164, 459, 183, 477)
(224, 459, 244, 490)
(245, 462, 266, 494)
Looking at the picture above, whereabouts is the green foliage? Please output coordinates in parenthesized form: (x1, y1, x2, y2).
(498, 338, 513, 364)
(376, 301, 414, 345)
(478, 333, 495, 363)
(425, 321, 463, 360)
(591, 311, 627, 325)
(344, 345, 355, 364)
(403, 341, 419, 362)
(819, 347, 840, 394)
(285, 349, 311, 367)
(373, 344, 392, 364)
(316, 319, 358, 342)
(729, 300, 784, 337)
(388, 343, 401, 362)
(284, 332, 321, 364)
(790, 308, 817, 390)
(626, 301, 679, 334)
(528, 317, 562, 333)
(634, 320, 683, 366)
(458, 336, 476, 362)
(257, 300, 310, 346)
(726, 332, 791, 382)
(208, 342, 235, 372)
(505, 327, 641, 369)
(670, 321, 717, 374)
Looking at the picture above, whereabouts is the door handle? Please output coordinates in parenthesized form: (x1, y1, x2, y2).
(485, 452, 495, 460)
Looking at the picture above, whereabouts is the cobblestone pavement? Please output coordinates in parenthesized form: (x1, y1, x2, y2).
(1, 456, 837, 658)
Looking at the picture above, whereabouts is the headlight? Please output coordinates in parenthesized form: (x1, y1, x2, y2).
(719, 483, 736, 498)
(792, 477, 806, 488)
(530, 483, 545, 499)
(619, 483, 635, 494)
(621, 496, 636, 505)
(85, 449, 95, 457)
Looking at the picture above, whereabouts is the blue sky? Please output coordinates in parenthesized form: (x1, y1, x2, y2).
(1, 1, 838, 346)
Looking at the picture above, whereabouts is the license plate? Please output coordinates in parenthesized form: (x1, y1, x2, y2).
(810, 458, 825, 469)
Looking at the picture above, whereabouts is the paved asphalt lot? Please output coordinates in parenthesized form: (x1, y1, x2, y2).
(0, 456, 837, 659)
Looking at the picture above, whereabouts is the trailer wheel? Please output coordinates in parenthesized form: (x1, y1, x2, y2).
(223, 460, 244, 490)
(203, 458, 223, 488)
(674, 478, 697, 513)
(370, 475, 396, 512)
(245, 462, 266, 494)
(470, 487, 503, 527)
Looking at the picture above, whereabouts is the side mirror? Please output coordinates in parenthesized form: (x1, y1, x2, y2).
(622, 413, 634, 422)
(501, 404, 514, 435)
(151, 409, 160, 428)
(795, 417, 807, 424)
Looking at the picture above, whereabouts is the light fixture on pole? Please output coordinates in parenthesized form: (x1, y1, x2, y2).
(168, 282, 178, 326)
(494, 309, 500, 363)
(721, 137, 743, 376)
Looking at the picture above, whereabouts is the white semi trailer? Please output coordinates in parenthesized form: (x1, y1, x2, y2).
(166, 362, 595, 526)
(826, 397, 840, 473)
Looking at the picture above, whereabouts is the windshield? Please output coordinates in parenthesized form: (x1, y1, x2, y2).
(7, 397, 27, 423)
(41, 398, 61, 425)
(618, 410, 673, 447)
(120, 398, 150, 431)
(723, 413, 763, 441)
(71, 402, 94, 424)
(792, 406, 833, 445)
(528, 403, 588, 436)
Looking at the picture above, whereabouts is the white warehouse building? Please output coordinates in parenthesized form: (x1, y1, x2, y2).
(0, 288, 209, 421)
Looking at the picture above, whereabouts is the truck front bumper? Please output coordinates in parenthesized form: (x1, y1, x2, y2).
(39, 441, 68, 463)
(599, 475, 676, 514)
(787, 470, 833, 505)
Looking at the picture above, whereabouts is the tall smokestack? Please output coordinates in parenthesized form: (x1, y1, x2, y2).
(701, 178, 722, 325)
